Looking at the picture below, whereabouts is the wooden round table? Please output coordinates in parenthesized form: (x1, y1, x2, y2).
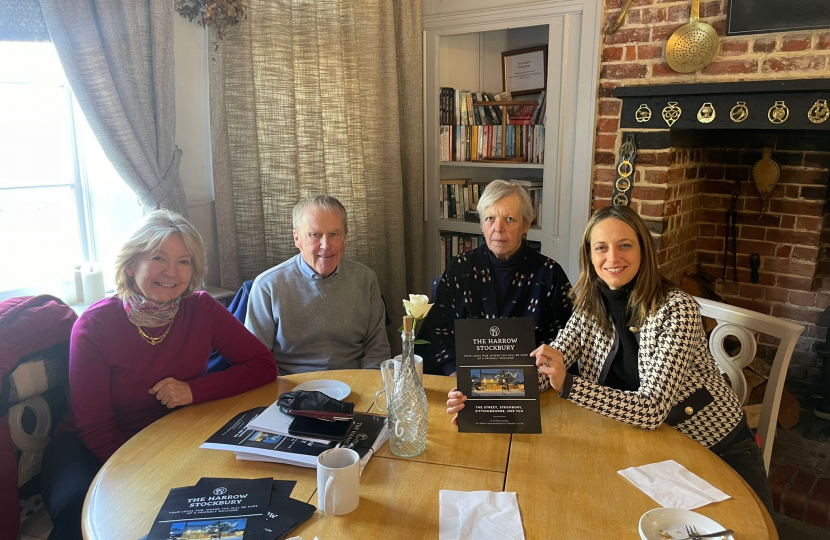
(83, 370, 777, 539)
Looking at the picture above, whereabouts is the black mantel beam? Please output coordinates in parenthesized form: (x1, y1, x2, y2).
(614, 79, 830, 98)
(615, 79, 830, 131)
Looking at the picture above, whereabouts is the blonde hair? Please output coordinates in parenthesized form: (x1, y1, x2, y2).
(572, 205, 674, 333)
(114, 210, 207, 300)
(477, 180, 534, 228)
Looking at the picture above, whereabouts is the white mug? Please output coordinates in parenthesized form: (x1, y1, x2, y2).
(317, 448, 360, 516)
(373, 355, 424, 412)
(394, 353, 424, 383)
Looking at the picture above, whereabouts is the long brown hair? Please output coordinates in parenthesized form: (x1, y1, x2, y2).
(572, 205, 674, 332)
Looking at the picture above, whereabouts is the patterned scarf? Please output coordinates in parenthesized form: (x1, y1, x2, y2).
(123, 292, 181, 327)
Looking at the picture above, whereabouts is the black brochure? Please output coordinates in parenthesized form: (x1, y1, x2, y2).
(201, 408, 388, 472)
(454, 317, 542, 433)
(196, 478, 297, 500)
(263, 493, 316, 540)
(146, 477, 272, 540)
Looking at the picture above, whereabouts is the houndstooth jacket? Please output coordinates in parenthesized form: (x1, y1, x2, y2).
(547, 288, 745, 451)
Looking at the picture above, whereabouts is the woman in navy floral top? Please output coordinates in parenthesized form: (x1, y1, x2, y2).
(423, 180, 573, 376)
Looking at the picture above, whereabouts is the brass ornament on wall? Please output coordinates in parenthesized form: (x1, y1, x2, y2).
(613, 194, 630, 206)
(697, 102, 716, 123)
(808, 99, 829, 124)
(662, 102, 682, 127)
(767, 101, 789, 124)
(635, 104, 652, 123)
(615, 177, 631, 192)
(613, 133, 636, 207)
(617, 160, 633, 178)
(729, 102, 749, 123)
(752, 147, 781, 218)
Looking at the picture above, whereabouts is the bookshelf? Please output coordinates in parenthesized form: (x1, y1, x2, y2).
(422, 2, 602, 288)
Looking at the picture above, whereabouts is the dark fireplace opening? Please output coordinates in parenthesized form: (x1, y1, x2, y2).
(608, 80, 830, 397)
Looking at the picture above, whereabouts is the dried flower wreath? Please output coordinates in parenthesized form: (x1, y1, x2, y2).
(174, 0, 246, 41)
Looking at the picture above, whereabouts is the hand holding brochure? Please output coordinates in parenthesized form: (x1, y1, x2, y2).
(454, 317, 542, 433)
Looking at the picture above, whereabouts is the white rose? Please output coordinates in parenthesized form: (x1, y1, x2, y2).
(403, 294, 433, 320)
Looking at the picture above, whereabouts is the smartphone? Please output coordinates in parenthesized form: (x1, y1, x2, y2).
(288, 416, 352, 442)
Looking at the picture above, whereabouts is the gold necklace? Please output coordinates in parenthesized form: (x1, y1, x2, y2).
(136, 320, 174, 345)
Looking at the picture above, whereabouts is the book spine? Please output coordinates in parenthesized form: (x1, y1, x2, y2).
(471, 92, 481, 125)
(440, 236, 446, 272)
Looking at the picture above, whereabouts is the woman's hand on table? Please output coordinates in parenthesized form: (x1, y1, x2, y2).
(532, 344, 567, 391)
(149, 377, 193, 408)
(447, 387, 467, 425)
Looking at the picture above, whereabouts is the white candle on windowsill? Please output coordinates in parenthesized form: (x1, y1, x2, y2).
(82, 265, 106, 304)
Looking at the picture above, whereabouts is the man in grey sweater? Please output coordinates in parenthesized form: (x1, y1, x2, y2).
(245, 195, 391, 375)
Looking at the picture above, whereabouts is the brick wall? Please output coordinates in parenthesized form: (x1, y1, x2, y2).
(593, 0, 830, 394)
(698, 149, 830, 387)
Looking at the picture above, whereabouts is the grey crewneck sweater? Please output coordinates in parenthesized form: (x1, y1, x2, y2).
(245, 254, 390, 375)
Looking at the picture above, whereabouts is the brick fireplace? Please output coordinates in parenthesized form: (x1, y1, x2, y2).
(593, 0, 830, 397)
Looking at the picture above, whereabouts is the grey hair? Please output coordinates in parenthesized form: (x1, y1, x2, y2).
(292, 194, 348, 233)
(114, 210, 207, 300)
(477, 180, 534, 227)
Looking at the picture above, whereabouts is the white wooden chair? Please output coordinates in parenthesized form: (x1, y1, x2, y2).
(694, 296, 804, 473)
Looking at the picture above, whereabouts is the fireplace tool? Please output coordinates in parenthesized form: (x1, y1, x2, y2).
(752, 148, 780, 218)
(722, 179, 740, 282)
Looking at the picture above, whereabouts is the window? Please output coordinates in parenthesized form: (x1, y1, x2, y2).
(0, 41, 144, 300)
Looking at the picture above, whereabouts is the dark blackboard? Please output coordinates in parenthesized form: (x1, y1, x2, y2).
(727, 0, 830, 35)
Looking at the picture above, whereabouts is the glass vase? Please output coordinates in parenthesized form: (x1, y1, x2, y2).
(387, 328, 429, 457)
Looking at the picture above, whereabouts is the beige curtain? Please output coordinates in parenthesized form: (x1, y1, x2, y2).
(40, 0, 187, 214)
(210, 0, 424, 341)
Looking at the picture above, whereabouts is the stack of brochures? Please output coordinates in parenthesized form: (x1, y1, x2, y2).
(200, 406, 389, 473)
(144, 477, 315, 540)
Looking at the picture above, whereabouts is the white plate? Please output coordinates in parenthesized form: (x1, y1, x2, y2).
(292, 380, 351, 400)
(639, 508, 735, 540)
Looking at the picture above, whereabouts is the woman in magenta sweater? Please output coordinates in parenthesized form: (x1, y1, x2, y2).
(41, 210, 277, 540)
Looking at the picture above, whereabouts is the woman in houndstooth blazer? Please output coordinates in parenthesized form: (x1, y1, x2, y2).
(447, 205, 773, 513)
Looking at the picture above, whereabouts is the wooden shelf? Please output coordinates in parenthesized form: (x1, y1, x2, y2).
(438, 219, 543, 241)
(440, 161, 543, 169)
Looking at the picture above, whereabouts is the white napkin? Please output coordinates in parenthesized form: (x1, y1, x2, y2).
(618, 459, 731, 510)
(439, 490, 525, 540)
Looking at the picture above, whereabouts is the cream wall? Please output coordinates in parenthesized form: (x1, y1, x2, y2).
(173, 16, 221, 286)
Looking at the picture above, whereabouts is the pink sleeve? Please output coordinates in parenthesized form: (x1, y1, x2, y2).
(69, 319, 127, 462)
(187, 296, 277, 404)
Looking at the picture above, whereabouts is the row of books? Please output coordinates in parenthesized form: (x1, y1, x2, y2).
(440, 178, 542, 226)
(441, 233, 485, 271)
(439, 88, 547, 126)
(439, 124, 545, 163)
(440, 232, 542, 272)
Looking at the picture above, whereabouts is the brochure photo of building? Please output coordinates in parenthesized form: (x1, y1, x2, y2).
(470, 368, 525, 397)
(167, 518, 246, 539)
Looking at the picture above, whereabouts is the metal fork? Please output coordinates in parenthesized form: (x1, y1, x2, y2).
(682, 525, 734, 539)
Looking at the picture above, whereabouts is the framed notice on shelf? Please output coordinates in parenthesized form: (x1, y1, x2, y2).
(454, 317, 541, 434)
(502, 46, 547, 96)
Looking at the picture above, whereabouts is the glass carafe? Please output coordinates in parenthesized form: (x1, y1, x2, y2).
(387, 317, 428, 457)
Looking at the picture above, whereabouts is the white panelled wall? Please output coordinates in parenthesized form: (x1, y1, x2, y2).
(173, 16, 220, 286)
